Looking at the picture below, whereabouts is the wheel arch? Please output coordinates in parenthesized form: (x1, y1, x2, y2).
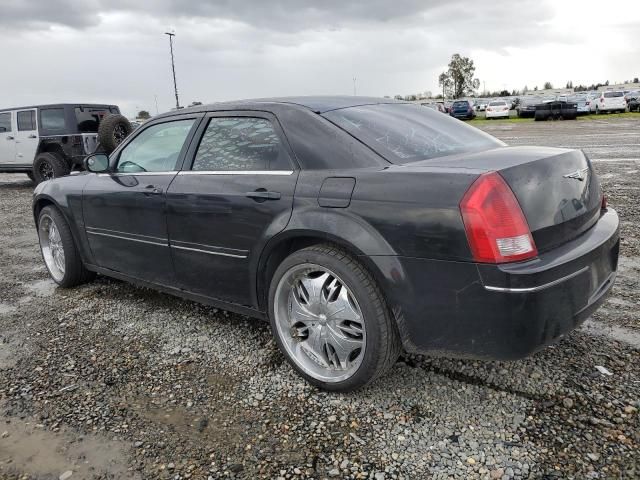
(36, 142, 70, 164)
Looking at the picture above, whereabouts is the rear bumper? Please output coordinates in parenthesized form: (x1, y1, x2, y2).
(378, 208, 619, 360)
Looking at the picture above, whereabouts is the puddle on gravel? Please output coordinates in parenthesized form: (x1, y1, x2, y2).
(581, 319, 640, 349)
(0, 415, 134, 479)
(0, 303, 16, 315)
(23, 278, 56, 297)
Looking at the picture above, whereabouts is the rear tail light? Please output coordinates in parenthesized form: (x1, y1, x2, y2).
(601, 192, 608, 209)
(600, 97, 604, 103)
(460, 172, 538, 263)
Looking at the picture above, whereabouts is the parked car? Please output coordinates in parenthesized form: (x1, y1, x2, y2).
(474, 99, 488, 111)
(0, 103, 130, 183)
(485, 100, 510, 119)
(516, 96, 542, 117)
(568, 95, 591, 115)
(33, 97, 619, 392)
(421, 102, 447, 114)
(627, 93, 640, 112)
(450, 99, 476, 120)
(590, 91, 627, 114)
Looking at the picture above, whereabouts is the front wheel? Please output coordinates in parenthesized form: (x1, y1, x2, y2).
(38, 206, 96, 287)
(269, 244, 401, 392)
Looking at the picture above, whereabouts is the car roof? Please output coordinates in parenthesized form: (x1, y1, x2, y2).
(0, 103, 118, 113)
(156, 96, 408, 118)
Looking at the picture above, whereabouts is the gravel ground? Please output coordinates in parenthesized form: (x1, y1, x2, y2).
(1, 117, 639, 480)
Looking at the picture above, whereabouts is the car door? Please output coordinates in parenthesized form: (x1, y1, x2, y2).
(0, 111, 16, 164)
(14, 109, 38, 165)
(83, 116, 201, 284)
(166, 112, 299, 306)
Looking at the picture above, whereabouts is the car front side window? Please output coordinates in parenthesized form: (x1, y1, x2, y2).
(116, 119, 195, 173)
(0, 113, 11, 133)
(191, 117, 291, 171)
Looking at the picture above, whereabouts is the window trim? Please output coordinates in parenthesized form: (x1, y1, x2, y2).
(108, 115, 203, 174)
(181, 110, 299, 173)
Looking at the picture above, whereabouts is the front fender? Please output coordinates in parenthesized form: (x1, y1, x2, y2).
(32, 174, 94, 266)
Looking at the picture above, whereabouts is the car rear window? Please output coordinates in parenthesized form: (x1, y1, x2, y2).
(453, 101, 468, 107)
(489, 101, 506, 106)
(604, 92, 624, 98)
(323, 103, 504, 164)
(75, 107, 112, 133)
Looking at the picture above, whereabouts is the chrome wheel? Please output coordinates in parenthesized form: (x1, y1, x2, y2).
(39, 214, 65, 282)
(274, 264, 366, 383)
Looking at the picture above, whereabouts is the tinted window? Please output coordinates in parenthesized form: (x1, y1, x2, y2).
(604, 92, 624, 98)
(0, 113, 11, 133)
(489, 101, 506, 106)
(324, 103, 503, 164)
(75, 107, 111, 133)
(116, 119, 195, 173)
(453, 101, 468, 107)
(192, 117, 290, 171)
(41, 108, 66, 131)
(17, 110, 36, 131)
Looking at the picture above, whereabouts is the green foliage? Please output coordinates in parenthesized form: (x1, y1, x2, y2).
(438, 54, 480, 98)
(137, 110, 151, 119)
(543, 81, 553, 89)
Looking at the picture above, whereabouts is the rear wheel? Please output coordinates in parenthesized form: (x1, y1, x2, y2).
(269, 244, 401, 392)
(37, 205, 96, 287)
(26, 171, 35, 183)
(33, 152, 70, 184)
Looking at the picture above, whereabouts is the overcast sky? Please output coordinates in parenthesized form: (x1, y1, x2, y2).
(1, 0, 639, 117)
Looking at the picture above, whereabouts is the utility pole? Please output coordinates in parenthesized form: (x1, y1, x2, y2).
(154, 95, 159, 115)
(353, 77, 357, 96)
(165, 32, 180, 110)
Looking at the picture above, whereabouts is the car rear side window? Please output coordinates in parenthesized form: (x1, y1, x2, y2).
(17, 110, 36, 131)
(0, 113, 11, 133)
(191, 117, 291, 171)
(323, 103, 503, 164)
(604, 92, 623, 98)
(40, 108, 66, 131)
(116, 119, 195, 173)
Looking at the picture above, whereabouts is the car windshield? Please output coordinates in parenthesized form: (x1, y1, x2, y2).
(604, 92, 624, 98)
(323, 103, 504, 164)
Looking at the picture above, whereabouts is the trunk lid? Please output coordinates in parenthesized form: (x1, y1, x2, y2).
(404, 146, 602, 252)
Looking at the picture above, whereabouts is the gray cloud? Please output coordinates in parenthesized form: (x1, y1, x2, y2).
(0, 0, 638, 117)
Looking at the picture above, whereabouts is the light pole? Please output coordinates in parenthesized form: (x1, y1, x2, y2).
(165, 31, 180, 110)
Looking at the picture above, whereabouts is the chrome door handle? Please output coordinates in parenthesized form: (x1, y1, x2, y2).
(28, 134, 37, 139)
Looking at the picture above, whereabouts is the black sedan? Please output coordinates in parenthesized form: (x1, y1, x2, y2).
(33, 97, 619, 392)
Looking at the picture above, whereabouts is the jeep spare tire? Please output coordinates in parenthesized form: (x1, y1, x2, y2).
(98, 114, 132, 153)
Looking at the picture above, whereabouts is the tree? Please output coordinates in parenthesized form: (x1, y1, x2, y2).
(438, 54, 480, 98)
(543, 81, 553, 89)
(634, 77, 639, 83)
(438, 72, 453, 98)
(137, 110, 150, 119)
(533, 86, 538, 91)
(566, 80, 573, 89)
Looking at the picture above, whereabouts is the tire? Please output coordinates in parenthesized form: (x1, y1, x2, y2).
(26, 171, 35, 182)
(33, 152, 70, 184)
(98, 114, 132, 153)
(268, 244, 401, 392)
(37, 205, 96, 288)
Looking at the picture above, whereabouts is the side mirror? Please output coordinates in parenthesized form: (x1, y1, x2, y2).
(84, 153, 110, 173)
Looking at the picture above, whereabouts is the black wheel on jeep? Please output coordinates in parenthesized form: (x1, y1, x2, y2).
(26, 171, 35, 183)
(98, 114, 132, 153)
(33, 152, 71, 184)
